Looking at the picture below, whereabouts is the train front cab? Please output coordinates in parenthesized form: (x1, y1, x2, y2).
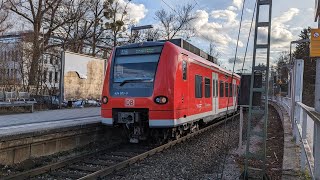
(101, 42, 178, 143)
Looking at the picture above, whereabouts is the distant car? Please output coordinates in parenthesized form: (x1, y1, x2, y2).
(85, 100, 100, 107)
(73, 100, 84, 108)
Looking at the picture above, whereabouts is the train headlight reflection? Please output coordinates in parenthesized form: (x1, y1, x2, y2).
(102, 96, 108, 104)
(154, 96, 168, 104)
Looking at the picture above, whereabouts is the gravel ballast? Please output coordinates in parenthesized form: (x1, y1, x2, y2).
(106, 118, 241, 180)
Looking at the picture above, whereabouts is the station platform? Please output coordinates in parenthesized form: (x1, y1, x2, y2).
(0, 107, 103, 137)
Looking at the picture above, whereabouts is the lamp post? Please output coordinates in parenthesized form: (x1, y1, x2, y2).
(287, 39, 310, 96)
(289, 39, 310, 64)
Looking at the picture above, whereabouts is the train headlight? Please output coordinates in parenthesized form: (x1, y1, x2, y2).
(102, 96, 108, 104)
(154, 96, 168, 104)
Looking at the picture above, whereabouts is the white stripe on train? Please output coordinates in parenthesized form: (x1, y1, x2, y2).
(102, 106, 237, 127)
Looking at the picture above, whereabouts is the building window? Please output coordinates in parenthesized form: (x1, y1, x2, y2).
(225, 83, 229, 97)
(50, 55, 53, 64)
(220, 81, 224, 97)
(229, 83, 232, 97)
(182, 60, 187, 80)
(205, 77, 211, 98)
(49, 71, 53, 83)
(195, 75, 203, 98)
(55, 72, 58, 83)
(43, 70, 47, 82)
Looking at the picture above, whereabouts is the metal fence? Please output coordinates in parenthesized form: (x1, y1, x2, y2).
(277, 96, 320, 179)
(274, 59, 320, 179)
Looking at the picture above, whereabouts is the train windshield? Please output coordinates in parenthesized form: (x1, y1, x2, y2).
(113, 54, 160, 83)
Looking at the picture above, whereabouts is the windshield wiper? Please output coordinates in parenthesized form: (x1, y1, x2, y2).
(119, 78, 153, 86)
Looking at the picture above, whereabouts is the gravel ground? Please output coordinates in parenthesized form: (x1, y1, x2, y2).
(104, 105, 283, 180)
(105, 117, 241, 180)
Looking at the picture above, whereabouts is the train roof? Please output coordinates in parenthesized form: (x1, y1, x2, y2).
(116, 40, 240, 79)
(164, 40, 240, 79)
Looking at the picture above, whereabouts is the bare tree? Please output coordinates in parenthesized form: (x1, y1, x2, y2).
(208, 41, 220, 61)
(104, 0, 131, 47)
(0, 0, 11, 34)
(155, 4, 197, 40)
(7, 0, 86, 86)
(55, 0, 109, 57)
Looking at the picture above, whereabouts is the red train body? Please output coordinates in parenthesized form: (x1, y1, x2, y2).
(101, 41, 240, 142)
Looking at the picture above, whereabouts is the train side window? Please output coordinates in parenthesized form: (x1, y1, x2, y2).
(225, 83, 229, 97)
(229, 83, 232, 97)
(182, 60, 187, 80)
(212, 79, 215, 97)
(220, 81, 224, 97)
(205, 78, 211, 98)
(195, 75, 203, 98)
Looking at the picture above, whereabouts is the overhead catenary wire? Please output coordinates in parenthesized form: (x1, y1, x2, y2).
(219, 0, 257, 179)
(160, 0, 218, 44)
(160, 0, 256, 178)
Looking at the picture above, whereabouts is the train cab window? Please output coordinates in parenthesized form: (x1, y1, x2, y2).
(182, 60, 187, 80)
(195, 75, 203, 98)
(225, 83, 229, 97)
(220, 81, 224, 97)
(205, 78, 211, 98)
(229, 83, 232, 97)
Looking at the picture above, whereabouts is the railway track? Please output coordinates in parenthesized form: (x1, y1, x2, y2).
(3, 113, 239, 180)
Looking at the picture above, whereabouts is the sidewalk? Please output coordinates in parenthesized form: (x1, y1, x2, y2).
(0, 107, 104, 137)
(0, 107, 101, 127)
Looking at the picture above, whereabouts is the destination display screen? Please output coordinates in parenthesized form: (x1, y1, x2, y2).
(116, 46, 163, 56)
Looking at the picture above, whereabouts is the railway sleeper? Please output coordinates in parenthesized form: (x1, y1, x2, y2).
(82, 159, 115, 166)
(68, 165, 102, 172)
(49, 170, 86, 179)
(99, 155, 128, 162)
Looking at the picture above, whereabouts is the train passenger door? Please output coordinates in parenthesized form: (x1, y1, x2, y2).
(180, 55, 189, 116)
(233, 79, 237, 109)
(212, 72, 218, 114)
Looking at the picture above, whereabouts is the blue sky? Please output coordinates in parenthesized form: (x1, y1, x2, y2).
(129, 0, 318, 72)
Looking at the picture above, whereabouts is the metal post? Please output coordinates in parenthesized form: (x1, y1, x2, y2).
(238, 106, 243, 150)
(314, 58, 320, 178)
(293, 60, 304, 143)
(300, 109, 307, 171)
(59, 51, 65, 109)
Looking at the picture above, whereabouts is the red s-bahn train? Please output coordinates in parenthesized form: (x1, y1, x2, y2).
(101, 39, 240, 143)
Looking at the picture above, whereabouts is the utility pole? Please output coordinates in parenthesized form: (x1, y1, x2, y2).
(311, 4, 320, 177)
(314, 19, 320, 180)
(242, 0, 272, 179)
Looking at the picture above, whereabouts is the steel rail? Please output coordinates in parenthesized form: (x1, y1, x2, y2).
(2, 113, 239, 180)
(79, 113, 239, 180)
(2, 142, 124, 180)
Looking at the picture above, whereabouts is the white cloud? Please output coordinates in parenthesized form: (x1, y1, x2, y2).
(271, 8, 300, 48)
(233, 0, 243, 10)
(190, 10, 243, 52)
(227, 6, 238, 11)
(211, 9, 238, 25)
(118, 0, 148, 24)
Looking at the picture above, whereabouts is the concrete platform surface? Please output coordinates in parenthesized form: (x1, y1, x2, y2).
(0, 107, 103, 137)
